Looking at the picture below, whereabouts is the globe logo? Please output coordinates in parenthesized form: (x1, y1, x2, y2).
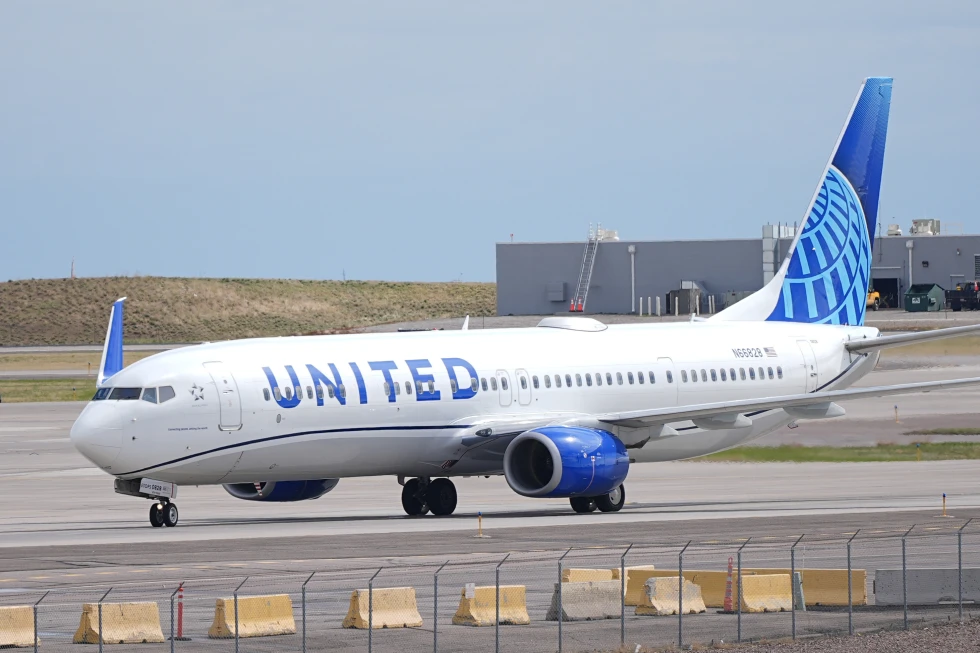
(769, 165, 871, 325)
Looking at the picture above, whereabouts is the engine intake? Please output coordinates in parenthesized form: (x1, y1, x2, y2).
(223, 479, 339, 502)
(503, 426, 628, 498)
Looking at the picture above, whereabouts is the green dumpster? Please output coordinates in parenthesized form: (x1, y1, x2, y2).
(904, 283, 944, 312)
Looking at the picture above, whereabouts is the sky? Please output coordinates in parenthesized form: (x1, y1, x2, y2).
(1, 2, 978, 282)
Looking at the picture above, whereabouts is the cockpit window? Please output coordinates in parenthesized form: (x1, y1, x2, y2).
(109, 387, 141, 400)
(92, 387, 111, 401)
(141, 387, 157, 404)
(159, 386, 175, 403)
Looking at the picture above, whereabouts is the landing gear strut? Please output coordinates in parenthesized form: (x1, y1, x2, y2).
(400, 477, 457, 516)
(569, 484, 625, 514)
(150, 500, 179, 527)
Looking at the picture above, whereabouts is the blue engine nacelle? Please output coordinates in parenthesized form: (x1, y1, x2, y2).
(223, 479, 339, 502)
(502, 427, 629, 498)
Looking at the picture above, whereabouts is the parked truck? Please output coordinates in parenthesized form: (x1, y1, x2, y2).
(946, 281, 980, 311)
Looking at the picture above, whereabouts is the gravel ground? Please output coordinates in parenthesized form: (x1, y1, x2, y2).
(705, 619, 980, 652)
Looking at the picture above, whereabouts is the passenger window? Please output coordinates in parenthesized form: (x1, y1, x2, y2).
(274, 387, 282, 401)
(328, 385, 335, 398)
(638, 372, 645, 385)
(405, 381, 413, 395)
(777, 366, 783, 379)
(555, 374, 562, 388)
(520, 376, 527, 390)
(491, 377, 498, 391)
(730, 368, 736, 381)
(93, 387, 111, 400)
(595, 373, 602, 386)
(565, 374, 572, 387)
(295, 386, 302, 400)
(628, 372, 635, 385)
(316, 385, 324, 400)
(740, 368, 746, 380)
(544, 375, 551, 388)
(500, 377, 508, 391)
(396, 381, 402, 395)
(416, 380, 424, 394)
(470, 378, 477, 392)
(585, 374, 593, 387)
(575, 374, 582, 387)
(690, 369, 697, 383)
(606, 373, 613, 386)
(481, 378, 488, 391)
(141, 387, 157, 404)
(666, 371, 673, 384)
(428, 380, 435, 393)
(284, 386, 293, 400)
(109, 387, 141, 400)
(681, 370, 688, 383)
(339, 385, 347, 399)
(263, 388, 271, 401)
(710, 369, 717, 382)
(532, 376, 539, 389)
(720, 369, 727, 381)
(386, 381, 393, 396)
(768, 367, 774, 380)
(307, 386, 313, 399)
(749, 368, 756, 380)
(758, 367, 764, 380)
(450, 379, 457, 393)
(616, 372, 623, 385)
(648, 371, 655, 384)
(159, 386, 175, 403)
(701, 370, 707, 382)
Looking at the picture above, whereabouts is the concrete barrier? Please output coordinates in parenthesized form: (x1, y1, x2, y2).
(73, 602, 165, 644)
(739, 574, 792, 613)
(562, 568, 616, 583)
(208, 594, 296, 638)
(343, 587, 423, 629)
(635, 577, 706, 616)
(624, 570, 741, 607)
(452, 585, 530, 626)
(546, 581, 621, 621)
(746, 568, 867, 606)
(0, 606, 35, 648)
(874, 568, 980, 605)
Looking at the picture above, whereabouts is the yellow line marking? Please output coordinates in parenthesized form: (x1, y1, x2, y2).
(29, 576, 50, 580)
(130, 570, 149, 573)
(96, 572, 116, 575)
(0, 579, 13, 583)
(63, 574, 83, 577)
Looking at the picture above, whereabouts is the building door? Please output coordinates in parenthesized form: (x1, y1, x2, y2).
(515, 369, 532, 406)
(796, 342, 818, 393)
(204, 362, 242, 431)
(496, 370, 513, 407)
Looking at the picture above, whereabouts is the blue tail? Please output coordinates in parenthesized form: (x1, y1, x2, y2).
(714, 77, 892, 326)
(98, 297, 127, 386)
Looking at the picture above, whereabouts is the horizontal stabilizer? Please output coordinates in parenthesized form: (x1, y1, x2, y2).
(97, 297, 127, 386)
(845, 324, 980, 353)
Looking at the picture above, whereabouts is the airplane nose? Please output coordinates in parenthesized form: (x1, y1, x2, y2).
(70, 403, 123, 469)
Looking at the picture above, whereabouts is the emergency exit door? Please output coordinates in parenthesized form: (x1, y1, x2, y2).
(204, 362, 242, 430)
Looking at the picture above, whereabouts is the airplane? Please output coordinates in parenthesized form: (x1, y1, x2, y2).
(71, 77, 980, 528)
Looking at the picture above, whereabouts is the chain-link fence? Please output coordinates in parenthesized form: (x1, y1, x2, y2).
(4, 523, 980, 652)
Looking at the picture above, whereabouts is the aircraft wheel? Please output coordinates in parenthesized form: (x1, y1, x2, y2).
(595, 485, 626, 513)
(149, 503, 165, 528)
(162, 502, 179, 527)
(426, 478, 458, 516)
(569, 497, 597, 513)
(401, 478, 429, 516)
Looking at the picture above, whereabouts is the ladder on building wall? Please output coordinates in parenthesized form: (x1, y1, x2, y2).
(571, 223, 602, 312)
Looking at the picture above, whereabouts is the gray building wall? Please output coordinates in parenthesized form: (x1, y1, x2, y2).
(496, 234, 980, 315)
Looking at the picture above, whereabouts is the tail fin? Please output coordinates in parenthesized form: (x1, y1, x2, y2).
(713, 77, 892, 326)
(97, 297, 126, 386)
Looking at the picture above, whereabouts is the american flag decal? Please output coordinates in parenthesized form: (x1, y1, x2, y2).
(764, 347, 777, 357)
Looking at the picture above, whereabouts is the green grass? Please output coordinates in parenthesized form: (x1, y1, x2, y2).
(903, 428, 980, 436)
(701, 443, 980, 462)
(0, 378, 97, 403)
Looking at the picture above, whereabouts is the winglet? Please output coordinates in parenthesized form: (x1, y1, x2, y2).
(97, 297, 127, 386)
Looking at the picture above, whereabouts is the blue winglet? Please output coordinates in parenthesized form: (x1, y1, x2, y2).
(98, 297, 127, 386)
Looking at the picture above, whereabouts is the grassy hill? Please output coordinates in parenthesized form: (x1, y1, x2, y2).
(0, 277, 496, 346)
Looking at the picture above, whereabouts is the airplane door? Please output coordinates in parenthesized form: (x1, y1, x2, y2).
(496, 370, 513, 407)
(515, 369, 532, 406)
(796, 341, 818, 393)
(657, 357, 678, 405)
(204, 362, 242, 431)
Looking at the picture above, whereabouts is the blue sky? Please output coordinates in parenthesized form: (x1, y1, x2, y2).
(1, 2, 978, 282)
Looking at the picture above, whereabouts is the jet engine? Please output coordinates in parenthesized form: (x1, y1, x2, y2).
(502, 426, 628, 498)
(223, 479, 339, 502)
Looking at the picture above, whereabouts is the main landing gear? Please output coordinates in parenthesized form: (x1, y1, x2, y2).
(569, 484, 626, 514)
(401, 477, 458, 517)
(149, 500, 179, 527)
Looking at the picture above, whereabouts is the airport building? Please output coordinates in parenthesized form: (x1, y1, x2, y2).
(496, 220, 980, 315)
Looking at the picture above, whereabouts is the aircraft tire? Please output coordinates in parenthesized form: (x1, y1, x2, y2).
(149, 503, 165, 528)
(401, 479, 429, 516)
(595, 485, 626, 513)
(426, 478, 458, 516)
(163, 503, 179, 527)
(569, 497, 597, 513)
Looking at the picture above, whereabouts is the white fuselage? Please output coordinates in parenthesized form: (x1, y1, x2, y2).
(70, 319, 880, 485)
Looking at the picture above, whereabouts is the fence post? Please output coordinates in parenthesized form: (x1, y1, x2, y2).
(32, 591, 48, 653)
(678, 541, 691, 648)
(959, 520, 973, 624)
(302, 572, 315, 653)
(368, 568, 382, 653)
(98, 587, 112, 653)
(847, 530, 860, 636)
(558, 547, 572, 653)
(169, 583, 183, 653)
(496, 553, 510, 653)
(791, 534, 804, 640)
(737, 538, 750, 643)
(902, 525, 914, 630)
(233, 577, 248, 653)
(434, 561, 448, 653)
(620, 543, 633, 646)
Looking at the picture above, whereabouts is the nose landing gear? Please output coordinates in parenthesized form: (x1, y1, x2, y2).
(150, 501, 179, 527)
